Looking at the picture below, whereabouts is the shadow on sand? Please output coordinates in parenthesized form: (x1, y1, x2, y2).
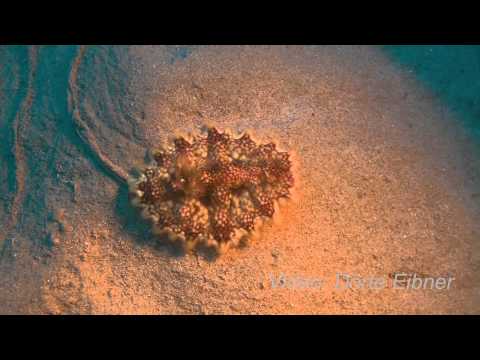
(113, 182, 220, 262)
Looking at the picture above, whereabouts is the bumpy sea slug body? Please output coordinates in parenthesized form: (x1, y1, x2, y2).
(129, 127, 294, 251)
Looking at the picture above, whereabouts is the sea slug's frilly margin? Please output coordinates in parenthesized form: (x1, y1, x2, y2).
(128, 126, 295, 253)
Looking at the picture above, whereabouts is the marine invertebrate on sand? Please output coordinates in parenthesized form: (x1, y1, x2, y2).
(129, 127, 294, 252)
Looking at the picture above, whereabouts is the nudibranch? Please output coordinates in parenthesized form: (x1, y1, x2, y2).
(128, 127, 294, 252)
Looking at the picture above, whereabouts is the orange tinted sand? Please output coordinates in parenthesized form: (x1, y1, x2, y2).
(2, 46, 479, 314)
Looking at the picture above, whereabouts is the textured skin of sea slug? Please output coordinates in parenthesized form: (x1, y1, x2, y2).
(129, 127, 294, 252)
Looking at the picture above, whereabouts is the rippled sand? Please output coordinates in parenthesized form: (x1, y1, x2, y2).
(0, 45, 479, 314)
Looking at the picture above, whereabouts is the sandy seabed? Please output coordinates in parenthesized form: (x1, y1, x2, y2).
(0, 45, 479, 314)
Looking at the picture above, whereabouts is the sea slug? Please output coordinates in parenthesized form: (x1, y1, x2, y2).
(129, 126, 294, 252)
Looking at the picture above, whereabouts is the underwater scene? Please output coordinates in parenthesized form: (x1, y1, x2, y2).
(0, 45, 479, 314)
